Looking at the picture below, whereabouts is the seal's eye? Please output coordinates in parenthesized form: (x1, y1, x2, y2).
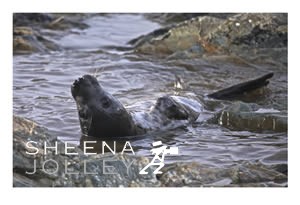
(102, 98, 110, 108)
(169, 104, 177, 110)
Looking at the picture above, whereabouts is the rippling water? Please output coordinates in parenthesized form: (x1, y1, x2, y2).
(13, 14, 287, 167)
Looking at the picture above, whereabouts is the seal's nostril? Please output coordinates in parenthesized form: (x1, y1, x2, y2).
(73, 80, 79, 87)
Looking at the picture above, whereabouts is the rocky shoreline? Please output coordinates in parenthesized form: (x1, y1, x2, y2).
(129, 13, 287, 66)
(14, 13, 287, 65)
(13, 116, 287, 187)
(13, 13, 89, 54)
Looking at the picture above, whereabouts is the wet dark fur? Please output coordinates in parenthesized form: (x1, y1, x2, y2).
(71, 75, 139, 138)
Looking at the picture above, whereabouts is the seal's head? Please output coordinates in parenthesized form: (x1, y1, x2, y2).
(153, 96, 201, 122)
(154, 96, 189, 120)
(71, 75, 138, 138)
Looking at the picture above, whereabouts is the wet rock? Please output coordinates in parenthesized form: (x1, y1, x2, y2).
(129, 16, 224, 55)
(13, 13, 89, 54)
(206, 13, 287, 63)
(227, 162, 287, 186)
(159, 163, 228, 187)
(13, 36, 35, 54)
(44, 14, 89, 30)
(13, 116, 160, 187)
(13, 26, 60, 54)
(13, 116, 57, 178)
(13, 13, 89, 30)
(130, 13, 287, 64)
(13, 116, 56, 145)
(159, 162, 287, 187)
(144, 13, 234, 25)
(13, 115, 287, 187)
(210, 101, 287, 132)
(59, 154, 160, 187)
(13, 13, 53, 27)
(13, 172, 44, 187)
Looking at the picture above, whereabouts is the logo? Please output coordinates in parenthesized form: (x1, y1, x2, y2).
(139, 141, 179, 174)
(24, 140, 178, 175)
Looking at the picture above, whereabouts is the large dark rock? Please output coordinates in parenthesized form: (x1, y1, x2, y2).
(144, 13, 234, 25)
(130, 13, 287, 64)
(129, 16, 224, 55)
(207, 13, 287, 48)
(209, 101, 287, 132)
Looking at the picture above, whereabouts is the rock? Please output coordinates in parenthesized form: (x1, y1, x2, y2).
(129, 16, 224, 55)
(159, 161, 287, 187)
(44, 14, 89, 30)
(13, 13, 89, 30)
(130, 13, 287, 64)
(210, 101, 287, 132)
(13, 116, 56, 177)
(13, 36, 36, 54)
(206, 13, 287, 49)
(13, 27, 60, 54)
(13, 115, 287, 187)
(159, 162, 227, 187)
(13, 116, 160, 187)
(13, 13, 89, 54)
(144, 13, 234, 25)
(227, 162, 287, 186)
(13, 13, 53, 27)
(13, 115, 56, 145)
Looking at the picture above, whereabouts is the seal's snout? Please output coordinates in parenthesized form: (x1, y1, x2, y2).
(73, 79, 78, 87)
(72, 79, 79, 89)
(71, 77, 82, 98)
(71, 75, 101, 99)
(72, 77, 85, 88)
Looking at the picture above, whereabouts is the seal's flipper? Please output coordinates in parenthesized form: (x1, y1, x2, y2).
(207, 72, 274, 100)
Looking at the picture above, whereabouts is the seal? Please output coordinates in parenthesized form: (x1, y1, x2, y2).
(71, 73, 273, 138)
(71, 75, 204, 138)
(71, 75, 140, 138)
